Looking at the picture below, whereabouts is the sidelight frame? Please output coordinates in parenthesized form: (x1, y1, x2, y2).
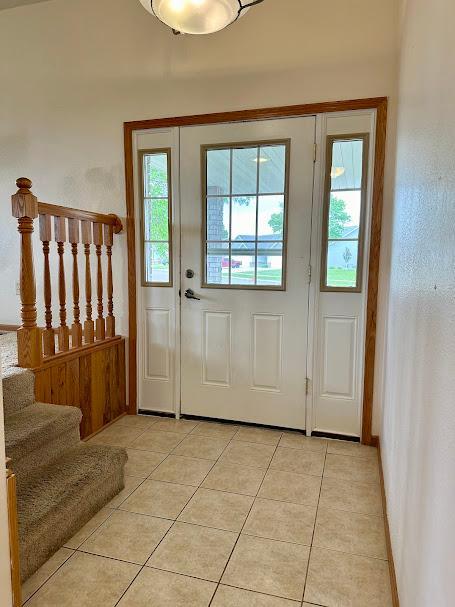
(138, 148, 174, 288)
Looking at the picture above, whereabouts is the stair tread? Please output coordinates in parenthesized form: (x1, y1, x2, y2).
(2, 366, 35, 416)
(5, 402, 82, 453)
(17, 442, 127, 534)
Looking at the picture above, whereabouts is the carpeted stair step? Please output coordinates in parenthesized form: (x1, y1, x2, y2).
(0, 332, 35, 417)
(5, 402, 82, 488)
(2, 367, 35, 417)
(17, 441, 127, 582)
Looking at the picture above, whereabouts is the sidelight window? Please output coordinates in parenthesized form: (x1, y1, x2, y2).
(203, 141, 289, 289)
(321, 134, 369, 292)
(140, 149, 172, 286)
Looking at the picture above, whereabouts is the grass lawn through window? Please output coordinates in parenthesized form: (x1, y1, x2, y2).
(327, 267, 357, 287)
(221, 268, 282, 286)
(219, 267, 357, 287)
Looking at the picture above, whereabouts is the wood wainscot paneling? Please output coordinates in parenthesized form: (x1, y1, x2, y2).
(34, 336, 127, 438)
(6, 459, 22, 607)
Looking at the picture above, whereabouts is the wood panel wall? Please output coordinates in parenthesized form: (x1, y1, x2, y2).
(34, 337, 126, 438)
(6, 461, 21, 607)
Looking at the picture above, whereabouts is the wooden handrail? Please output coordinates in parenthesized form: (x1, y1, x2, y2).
(11, 178, 123, 368)
(38, 202, 123, 233)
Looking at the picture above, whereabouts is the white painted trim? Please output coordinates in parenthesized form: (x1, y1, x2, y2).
(310, 109, 377, 436)
(305, 114, 324, 435)
(134, 127, 181, 415)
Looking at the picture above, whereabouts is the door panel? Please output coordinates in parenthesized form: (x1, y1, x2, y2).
(179, 118, 316, 429)
(310, 112, 375, 436)
(134, 128, 180, 413)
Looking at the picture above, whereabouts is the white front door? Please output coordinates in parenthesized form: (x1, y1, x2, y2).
(179, 118, 316, 429)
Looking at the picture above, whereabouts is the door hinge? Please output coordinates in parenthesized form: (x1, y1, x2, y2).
(308, 264, 312, 284)
(305, 377, 310, 395)
(313, 143, 317, 163)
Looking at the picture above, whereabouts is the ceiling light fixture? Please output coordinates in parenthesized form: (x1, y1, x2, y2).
(139, 0, 265, 35)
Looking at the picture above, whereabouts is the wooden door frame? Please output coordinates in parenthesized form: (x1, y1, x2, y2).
(123, 96, 387, 445)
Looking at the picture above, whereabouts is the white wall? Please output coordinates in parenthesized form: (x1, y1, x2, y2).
(379, 0, 455, 605)
(0, 0, 397, 334)
(0, 0, 397, 435)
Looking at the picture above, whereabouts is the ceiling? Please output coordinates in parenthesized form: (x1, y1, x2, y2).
(0, 0, 49, 10)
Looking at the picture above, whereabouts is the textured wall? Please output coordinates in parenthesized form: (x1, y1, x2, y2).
(0, 0, 397, 331)
(380, 0, 455, 604)
(0, 0, 47, 9)
(0, 0, 397, 431)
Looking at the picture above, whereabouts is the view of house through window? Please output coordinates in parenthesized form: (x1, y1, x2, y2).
(323, 136, 367, 290)
(204, 142, 288, 288)
(141, 150, 172, 285)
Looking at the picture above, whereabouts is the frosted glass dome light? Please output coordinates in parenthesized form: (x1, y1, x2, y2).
(139, 0, 265, 35)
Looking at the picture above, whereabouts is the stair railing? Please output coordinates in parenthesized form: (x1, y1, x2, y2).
(11, 178, 123, 368)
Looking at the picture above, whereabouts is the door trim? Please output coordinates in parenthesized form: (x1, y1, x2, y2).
(123, 96, 388, 445)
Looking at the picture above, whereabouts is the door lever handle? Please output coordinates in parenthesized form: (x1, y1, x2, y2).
(184, 288, 201, 300)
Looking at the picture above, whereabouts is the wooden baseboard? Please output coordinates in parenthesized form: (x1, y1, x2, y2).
(371, 434, 380, 447)
(0, 324, 20, 332)
(377, 438, 400, 607)
(6, 465, 22, 607)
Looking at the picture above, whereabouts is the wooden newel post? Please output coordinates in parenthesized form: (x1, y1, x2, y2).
(12, 178, 42, 367)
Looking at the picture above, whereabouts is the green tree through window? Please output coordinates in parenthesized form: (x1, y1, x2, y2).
(268, 202, 284, 235)
(267, 195, 351, 237)
(328, 195, 351, 238)
(145, 159, 170, 260)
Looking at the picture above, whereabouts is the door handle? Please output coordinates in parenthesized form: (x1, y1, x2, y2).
(184, 288, 201, 300)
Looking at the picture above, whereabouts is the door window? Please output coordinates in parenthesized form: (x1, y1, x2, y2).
(203, 141, 289, 289)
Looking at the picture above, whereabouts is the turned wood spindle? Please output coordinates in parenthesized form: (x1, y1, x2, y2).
(81, 220, 95, 344)
(68, 218, 83, 347)
(39, 214, 55, 356)
(54, 216, 69, 351)
(11, 178, 43, 367)
(104, 223, 115, 338)
(93, 222, 105, 340)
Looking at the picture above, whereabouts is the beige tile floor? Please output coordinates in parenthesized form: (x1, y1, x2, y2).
(22, 416, 392, 607)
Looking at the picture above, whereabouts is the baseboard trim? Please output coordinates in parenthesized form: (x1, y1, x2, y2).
(377, 437, 400, 607)
(0, 324, 20, 332)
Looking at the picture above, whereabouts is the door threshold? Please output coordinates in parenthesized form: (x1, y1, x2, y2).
(138, 409, 175, 419)
(169, 412, 306, 434)
(311, 430, 360, 442)
(138, 410, 360, 442)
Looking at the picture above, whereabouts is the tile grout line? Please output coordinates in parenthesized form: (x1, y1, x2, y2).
(112, 420, 239, 607)
(207, 431, 284, 606)
(26, 421, 382, 605)
(21, 418, 200, 606)
(300, 441, 328, 605)
(22, 549, 76, 606)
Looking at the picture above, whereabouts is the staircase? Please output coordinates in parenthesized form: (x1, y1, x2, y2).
(1, 332, 127, 582)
